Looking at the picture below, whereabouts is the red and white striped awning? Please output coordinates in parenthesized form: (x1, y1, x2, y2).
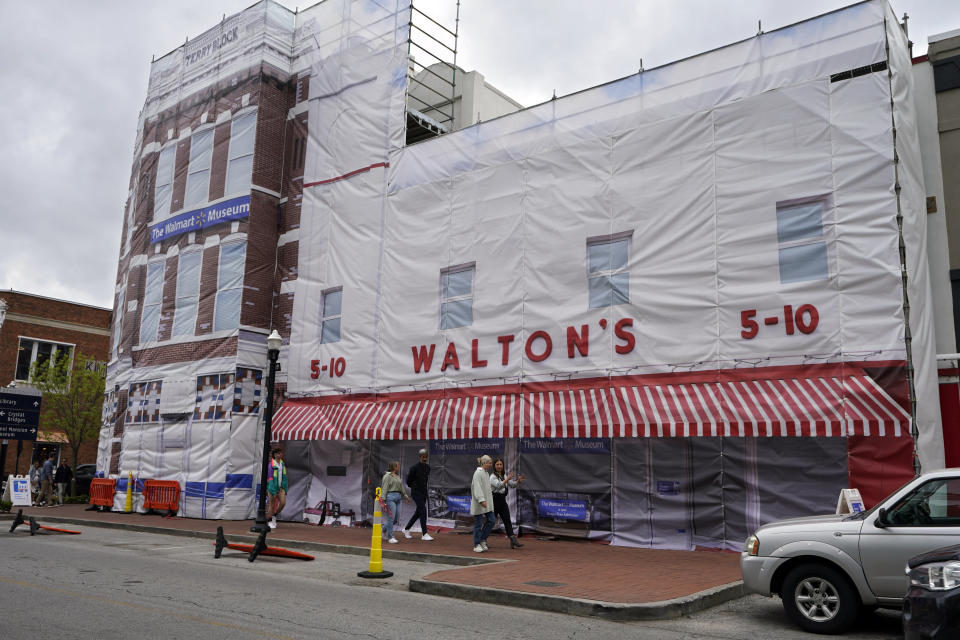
(271, 369, 910, 441)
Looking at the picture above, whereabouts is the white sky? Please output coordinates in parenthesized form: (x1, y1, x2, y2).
(1, 0, 957, 309)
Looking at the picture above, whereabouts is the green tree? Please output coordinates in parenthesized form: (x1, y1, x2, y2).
(30, 351, 105, 496)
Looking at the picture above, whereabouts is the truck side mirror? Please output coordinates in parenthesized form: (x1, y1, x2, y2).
(874, 507, 887, 528)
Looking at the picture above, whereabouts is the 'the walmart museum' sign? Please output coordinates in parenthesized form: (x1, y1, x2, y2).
(149, 195, 250, 243)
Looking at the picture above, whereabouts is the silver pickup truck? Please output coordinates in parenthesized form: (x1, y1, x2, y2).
(740, 468, 960, 634)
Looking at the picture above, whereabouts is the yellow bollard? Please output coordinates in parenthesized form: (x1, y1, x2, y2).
(357, 487, 393, 578)
(124, 471, 134, 513)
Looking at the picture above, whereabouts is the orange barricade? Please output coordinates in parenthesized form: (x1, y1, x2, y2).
(89, 478, 117, 508)
(142, 480, 181, 516)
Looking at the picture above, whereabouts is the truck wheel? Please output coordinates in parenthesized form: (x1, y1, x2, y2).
(781, 563, 860, 634)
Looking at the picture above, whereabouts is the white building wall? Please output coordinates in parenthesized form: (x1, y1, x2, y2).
(912, 59, 956, 355)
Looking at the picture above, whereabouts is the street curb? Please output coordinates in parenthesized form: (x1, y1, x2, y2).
(0, 514, 496, 567)
(408, 578, 745, 621)
(2, 512, 744, 620)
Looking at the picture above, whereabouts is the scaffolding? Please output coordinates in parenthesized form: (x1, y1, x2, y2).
(405, 2, 460, 144)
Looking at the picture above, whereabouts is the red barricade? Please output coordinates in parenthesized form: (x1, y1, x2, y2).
(89, 478, 117, 508)
(142, 480, 181, 516)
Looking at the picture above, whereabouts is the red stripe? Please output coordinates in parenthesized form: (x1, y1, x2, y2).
(303, 161, 389, 188)
(735, 381, 764, 437)
(769, 378, 808, 436)
(830, 377, 875, 436)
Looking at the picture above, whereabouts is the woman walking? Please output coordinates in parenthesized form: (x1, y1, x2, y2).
(380, 461, 409, 544)
(470, 455, 495, 552)
(266, 447, 288, 529)
(490, 457, 524, 549)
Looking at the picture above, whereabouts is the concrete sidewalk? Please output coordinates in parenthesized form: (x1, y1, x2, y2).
(2, 504, 744, 621)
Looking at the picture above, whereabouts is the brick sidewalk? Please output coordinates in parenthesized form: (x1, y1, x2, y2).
(7, 504, 741, 605)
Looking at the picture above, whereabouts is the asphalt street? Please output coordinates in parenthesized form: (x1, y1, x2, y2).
(0, 525, 903, 639)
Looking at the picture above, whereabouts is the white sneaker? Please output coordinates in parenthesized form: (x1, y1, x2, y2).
(268, 518, 277, 529)
(402, 529, 412, 539)
(422, 533, 434, 541)
(481, 541, 488, 551)
(473, 544, 484, 552)
(388, 537, 398, 544)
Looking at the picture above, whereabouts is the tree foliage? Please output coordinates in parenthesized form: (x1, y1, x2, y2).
(29, 351, 105, 494)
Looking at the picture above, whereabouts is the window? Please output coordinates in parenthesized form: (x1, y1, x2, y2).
(15, 339, 73, 381)
(126, 381, 162, 424)
(321, 288, 342, 344)
(111, 289, 124, 360)
(587, 235, 630, 308)
(153, 145, 175, 219)
(140, 261, 164, 344)
(440, 264, 474, 329)
(184, 128, 213, 209)
(885, 478, 960, 527)
(172, 251, 202, 338)
(195, 372, 235, 420)
(225, 112, 256, 195)
(214, 241, 246, 331)
(777, 198, 830, 284)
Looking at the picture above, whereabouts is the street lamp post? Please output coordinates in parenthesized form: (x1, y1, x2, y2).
(252, 329, 283, 536)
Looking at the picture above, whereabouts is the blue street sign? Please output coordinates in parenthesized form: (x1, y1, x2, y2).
(0, 391, 42, 412)
(0, 390, 41, 440)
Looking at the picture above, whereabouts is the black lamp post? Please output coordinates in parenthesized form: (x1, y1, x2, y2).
(252, 329, 282, 535)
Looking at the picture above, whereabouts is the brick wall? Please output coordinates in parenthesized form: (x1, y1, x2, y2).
(271, 292, 295, 341)
(132, 336, 239, 368)
(0, 291, 111, 385)
(243, 190, 280, 329)
(277, 242, 299, 283)
(113, 61, 301, 368)
(0, 291, 112, 475)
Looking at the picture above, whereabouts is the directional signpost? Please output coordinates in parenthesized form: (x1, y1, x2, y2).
(0, 387, 41, 485)
(0, 388, 42, 440)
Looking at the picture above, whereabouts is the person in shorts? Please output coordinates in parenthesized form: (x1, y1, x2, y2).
(266, 447, 288, 529)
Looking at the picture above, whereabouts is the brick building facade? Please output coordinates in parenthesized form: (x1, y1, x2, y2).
(0, 290, 111, 475)
(100, 3, 309, 518)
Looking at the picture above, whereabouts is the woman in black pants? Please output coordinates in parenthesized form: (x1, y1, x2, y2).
(490, 457, 524, 549)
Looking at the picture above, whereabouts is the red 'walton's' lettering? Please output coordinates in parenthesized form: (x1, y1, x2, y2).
(411, 318, 636, 373)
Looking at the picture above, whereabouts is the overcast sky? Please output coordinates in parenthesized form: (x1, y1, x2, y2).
(1, 0, 958, 309)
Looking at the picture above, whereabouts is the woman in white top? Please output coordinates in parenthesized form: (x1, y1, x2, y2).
(470, 455, 494, 552)
(490, 457, 525, 549)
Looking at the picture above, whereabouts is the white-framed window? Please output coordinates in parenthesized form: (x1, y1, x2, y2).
(321, 288, 343, 344)
(587, 232, 631, 308)
(184, 128, 214, 209)
(153, 145, 175, 219)
(140, 260, 164, 344)
(225, 111, 256, 196)
(440, 263, 475, 329)
(213, 241, 246, 331)
(172, 250, 202, 338)
(15, 338, 73, 381)
(776, 196, 831, 284)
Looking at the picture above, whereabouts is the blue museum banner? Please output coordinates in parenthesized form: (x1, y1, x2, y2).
(149, 195, 250, 243)
(445, 494, 472, 514)
(431, 438, 503, 457)
(538, 497, 587, 521)
(520, 437, 610, 455)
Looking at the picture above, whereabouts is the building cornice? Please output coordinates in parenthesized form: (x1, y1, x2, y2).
(3, 312, 111, 337)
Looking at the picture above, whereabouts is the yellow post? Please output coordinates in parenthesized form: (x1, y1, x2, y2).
(124, 471, 134, 513)
(357, 487, 393, 578)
